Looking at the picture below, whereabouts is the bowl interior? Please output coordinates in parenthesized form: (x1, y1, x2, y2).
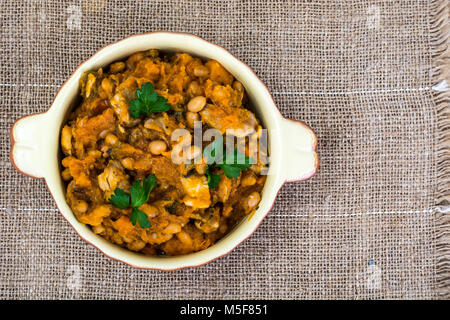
(46, 32, 284, 269)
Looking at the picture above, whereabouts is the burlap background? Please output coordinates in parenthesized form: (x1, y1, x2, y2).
(1, 0, 449, 299)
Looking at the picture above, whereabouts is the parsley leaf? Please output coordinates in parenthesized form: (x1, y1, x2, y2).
(218, 148, 252, 179)
(109, 188, 130, 209)
(203, 137, 252, 188)
(206, 168, 221, 189)
(203, 135, 224, 164)
(108, 174, 157, 229)
(217, 164, 242, 178)
(129, 82, 170, 118)
(130, 207, 151, 229)
(130, 174, 157, 207)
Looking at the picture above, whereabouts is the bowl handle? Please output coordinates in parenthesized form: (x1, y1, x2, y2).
(279, 118, 318, 183)
(10, 113, 50, 179)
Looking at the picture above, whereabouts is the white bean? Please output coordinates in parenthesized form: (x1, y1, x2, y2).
(149, 140, 167, 155)
(187, 96, 207, 113)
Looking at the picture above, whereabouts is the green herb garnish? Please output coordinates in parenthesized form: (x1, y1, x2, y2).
(218, 148, 252, 178)
(109, 188, 131, 209)
(205, 167, 222, 189)
(203, 137, 252, 189)
(108, 174, 157, 229)
(203, 136, 224, 164)
(130, 175, 157, 207)
(130, 208, 151, 229)
(129, 82, 170, 118)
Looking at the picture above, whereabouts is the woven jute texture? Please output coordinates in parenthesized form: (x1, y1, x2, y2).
(1, 0, 449, 299)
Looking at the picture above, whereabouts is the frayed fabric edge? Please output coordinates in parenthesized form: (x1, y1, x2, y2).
(430, 0, 450, 299)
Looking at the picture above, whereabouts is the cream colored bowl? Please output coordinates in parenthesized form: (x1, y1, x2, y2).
(10, 32, 318, 270)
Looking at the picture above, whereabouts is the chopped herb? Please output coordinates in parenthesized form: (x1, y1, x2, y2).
(218, 148, 252, 179)
(206, 167, 222, 189)
(109, 188, 130, 209)
(130, 208, 151, 229)
(203, 135, 224, 164)
(129, 82, 170, 118)
(185, 168, 196, 177)
(130, 174, 157, 208)
(108, 174, 157, 228)
(203, 138, 252, 189)
(164, 202, 177, 215)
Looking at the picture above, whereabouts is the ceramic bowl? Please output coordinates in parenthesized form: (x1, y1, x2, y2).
(10, 32, 318, 270)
